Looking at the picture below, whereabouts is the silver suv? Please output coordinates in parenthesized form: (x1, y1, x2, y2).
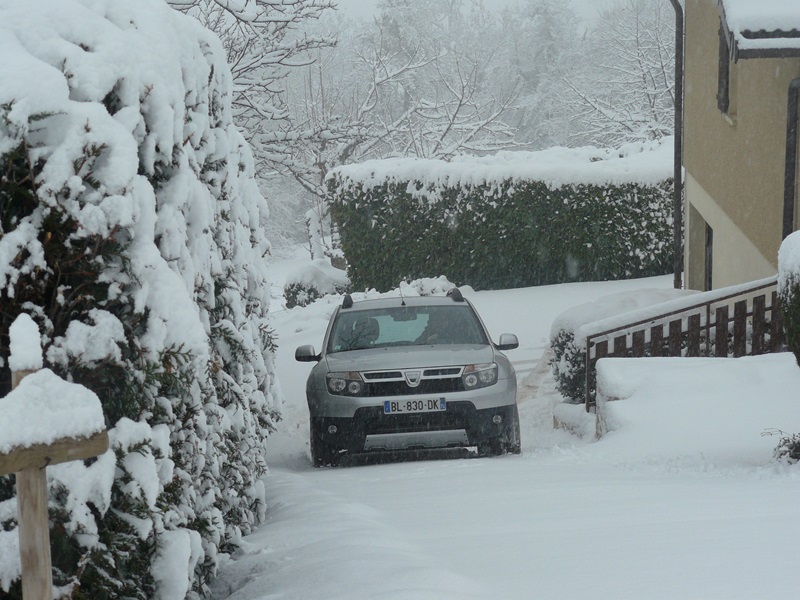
(295, 289, 521, 466)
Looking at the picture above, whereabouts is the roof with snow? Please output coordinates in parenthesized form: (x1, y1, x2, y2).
(720, 0, 800, 59)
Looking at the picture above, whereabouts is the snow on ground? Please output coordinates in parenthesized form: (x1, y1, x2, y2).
(597, 354, 800, 466)
(211, 257, 800, 600)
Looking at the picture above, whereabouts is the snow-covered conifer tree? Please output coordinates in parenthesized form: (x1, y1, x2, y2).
(0, 0, 276, 596)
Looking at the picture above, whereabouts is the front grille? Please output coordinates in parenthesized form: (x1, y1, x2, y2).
(423, 367, 461, 377)
(364, 378, 464, 397)
(360, 366, 464, 397)
(363, 371, 403, 381)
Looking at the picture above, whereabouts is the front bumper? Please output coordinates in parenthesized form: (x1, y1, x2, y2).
(311, 402, 519, 454)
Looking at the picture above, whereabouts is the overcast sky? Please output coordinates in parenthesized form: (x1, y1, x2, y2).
(338, 0, 617, 23)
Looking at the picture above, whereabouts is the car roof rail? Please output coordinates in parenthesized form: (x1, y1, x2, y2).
(342, 294, 354, 309)
(446, 288, 464, 302)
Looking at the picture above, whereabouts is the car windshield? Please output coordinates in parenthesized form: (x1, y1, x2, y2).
(327, 304, 489, 353)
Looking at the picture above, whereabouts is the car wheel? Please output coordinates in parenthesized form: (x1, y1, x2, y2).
(310, 421, 340, 467)
(479, 406, 521, 457)
(478, 440, 504, 457)
(504, 406, 522, 455)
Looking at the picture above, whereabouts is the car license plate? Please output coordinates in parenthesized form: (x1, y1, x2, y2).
(383, 398, 446, 414)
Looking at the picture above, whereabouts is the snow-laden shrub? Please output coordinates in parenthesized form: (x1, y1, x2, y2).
(0, 1, 276, 597)
(549, 289, 694, 403)
(285, 272, 455, 311)
(284, 259, 350, 308)
(398, 276, 457, 297)
(550, 329, 588, 405)
(768, 430, 800, 464)
(779, 230, 800, 367)
(328, 141, 674, 292)
(775, 232, 800, 464)
(284, 282, 323, 309)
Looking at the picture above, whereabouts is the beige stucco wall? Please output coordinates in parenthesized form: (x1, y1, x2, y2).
(685, 173, 776, 289)
(684, 0, 800, 288)
(685, 200, 707, 290)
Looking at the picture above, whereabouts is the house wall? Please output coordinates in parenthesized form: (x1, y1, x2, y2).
(684, 0, 800, 289)
(685, 173, 776, 288)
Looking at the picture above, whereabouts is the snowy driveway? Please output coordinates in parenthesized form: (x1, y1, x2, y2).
(210, 275, 800, 600)
(229, 457, 798, 600)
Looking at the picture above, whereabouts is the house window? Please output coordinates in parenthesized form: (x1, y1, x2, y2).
(705, 223, 714, 291)
(717, 24, 730, 113)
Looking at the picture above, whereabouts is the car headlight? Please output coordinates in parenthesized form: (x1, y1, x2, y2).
(462, 363, 498, 390)
(326, 372, 365, 396)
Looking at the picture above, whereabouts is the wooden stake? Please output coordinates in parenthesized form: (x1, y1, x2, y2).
(16, 467, 53, 600)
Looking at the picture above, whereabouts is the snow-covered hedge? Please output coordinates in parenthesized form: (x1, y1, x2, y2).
(779, 231, 800, 367)
(328, 140, 674, 291)
(0, 1, 276, 597)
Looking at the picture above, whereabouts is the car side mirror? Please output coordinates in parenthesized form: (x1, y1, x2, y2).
(496, 334, 519, 351)
(295, 345, 320, 362)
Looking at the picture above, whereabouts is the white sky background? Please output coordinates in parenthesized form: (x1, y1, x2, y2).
(338, 0, 617, 24)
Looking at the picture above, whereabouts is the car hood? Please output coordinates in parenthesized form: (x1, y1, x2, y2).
(323, 344, 496, 372)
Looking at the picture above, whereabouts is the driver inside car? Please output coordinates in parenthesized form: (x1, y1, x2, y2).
(417, 310, 463, 344)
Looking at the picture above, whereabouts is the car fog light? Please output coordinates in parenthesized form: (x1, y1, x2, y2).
(492, 415, 503, 425)
(328, 425, 338, 434)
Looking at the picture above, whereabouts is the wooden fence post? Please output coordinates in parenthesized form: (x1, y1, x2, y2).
(715, 305, 729, 357)
(733, 300, 748, 357)
(752, 295, 766, 354)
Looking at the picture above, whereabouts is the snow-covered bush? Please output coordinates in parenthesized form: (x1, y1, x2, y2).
(550, 289, 694, 403)
(550, 329, 588, 405)
(769, 430, 800, 464)
(284, 259, 349, 308)
(775, 232, 800, 464)
(398, 276, 457, 297)
(779, 230, 800, 367)
(0, 1, 276, 597)
(285, 273, 454, 311)
(328, 140, 674, 292)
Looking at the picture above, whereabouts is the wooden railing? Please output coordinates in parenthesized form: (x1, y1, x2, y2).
(582, 276, 785, 411)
